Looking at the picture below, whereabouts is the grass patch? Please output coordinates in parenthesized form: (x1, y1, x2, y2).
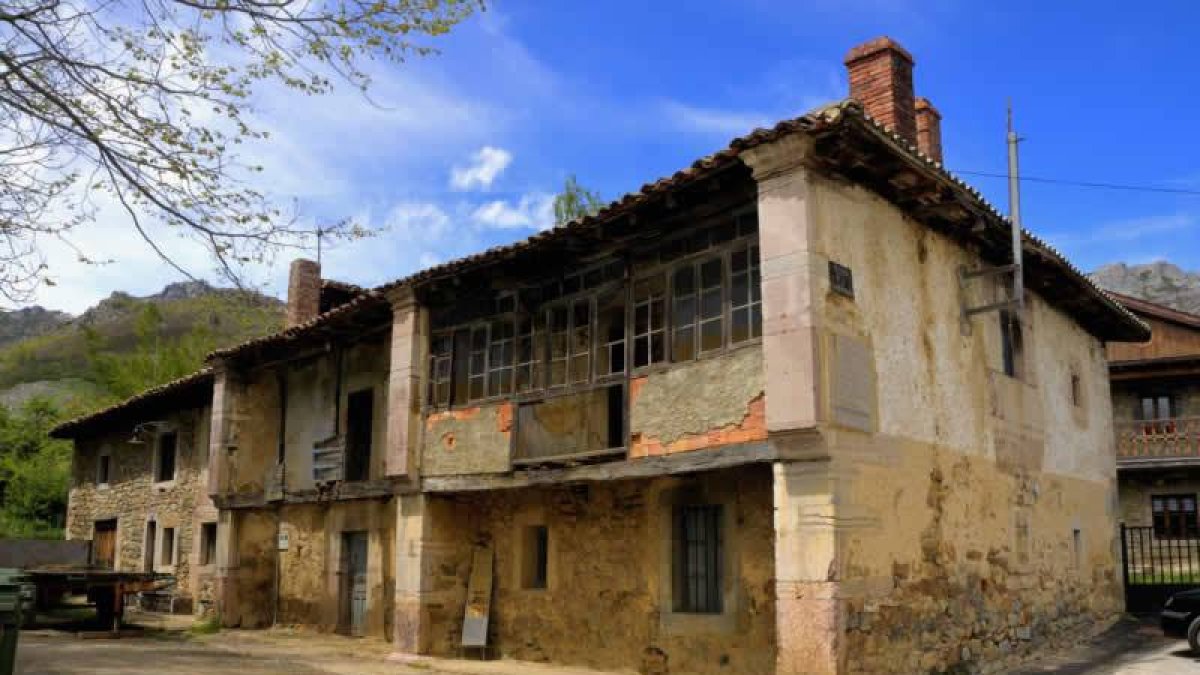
(190, 616, 221, 635)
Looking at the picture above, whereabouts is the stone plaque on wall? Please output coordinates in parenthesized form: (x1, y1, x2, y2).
(830, 333, 876, 432)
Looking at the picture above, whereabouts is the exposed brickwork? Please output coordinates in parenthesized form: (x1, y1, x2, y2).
(915, 97, 943, 163)
(286, 258, 322, 328)
(845, 37, 917, 146)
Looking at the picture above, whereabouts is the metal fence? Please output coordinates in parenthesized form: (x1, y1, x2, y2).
(1121, 524, 1200, 613)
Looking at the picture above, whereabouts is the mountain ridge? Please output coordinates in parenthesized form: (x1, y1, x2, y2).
(1090, 261, 1200, 316)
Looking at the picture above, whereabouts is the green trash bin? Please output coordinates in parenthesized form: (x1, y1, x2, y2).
(0, 569, 26, 675)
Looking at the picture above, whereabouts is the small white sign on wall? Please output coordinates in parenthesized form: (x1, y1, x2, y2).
(277, 528, 290, 551)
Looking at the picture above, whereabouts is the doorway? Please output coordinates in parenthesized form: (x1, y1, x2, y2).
(92, 519, 117, 569)
(340, 531, 369, 636)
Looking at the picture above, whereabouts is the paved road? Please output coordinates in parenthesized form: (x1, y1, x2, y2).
(1016, 616, 1200, 674)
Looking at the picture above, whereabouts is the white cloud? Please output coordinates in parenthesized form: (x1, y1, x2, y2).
(384, 202, 451, 238)
(659, 101, 772, 136)
(471, 193, 555, 231)
(450, 146, 514, 191)
(1045, 213, 1197, 248)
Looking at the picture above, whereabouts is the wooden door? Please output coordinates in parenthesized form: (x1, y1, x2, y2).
(341, 532, 369, 636)
(92, 519, 117, 569)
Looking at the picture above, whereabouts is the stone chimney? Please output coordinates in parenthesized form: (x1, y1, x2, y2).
(286, 258, 321, 328)
(845, 37, 917, 147)
(915, 97, 943, 163)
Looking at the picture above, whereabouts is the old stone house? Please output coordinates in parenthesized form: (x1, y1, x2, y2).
(54, 37, 1150, 674)
(52, 370, 217, 614)
(1105, 293, 1200, 609)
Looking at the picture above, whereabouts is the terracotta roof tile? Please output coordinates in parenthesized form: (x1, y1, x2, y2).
(49, 368, 214, 439)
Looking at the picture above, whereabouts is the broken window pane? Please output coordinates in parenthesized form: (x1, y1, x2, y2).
(515, 316, 540, 393)
(429, 332, 453, 406)
(570, 299, 591, 384)
(597, 291, 625, 377)
(469, 325, 488, 400)
(548, 305, 569, 387)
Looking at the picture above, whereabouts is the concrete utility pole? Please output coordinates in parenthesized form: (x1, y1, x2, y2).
(1007, 100, 1024, 312)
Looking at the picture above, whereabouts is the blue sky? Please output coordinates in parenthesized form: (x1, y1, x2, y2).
(35, 1, 1200, 312)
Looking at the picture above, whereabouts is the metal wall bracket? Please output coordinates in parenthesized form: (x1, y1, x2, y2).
(958, 264, 1022, 336)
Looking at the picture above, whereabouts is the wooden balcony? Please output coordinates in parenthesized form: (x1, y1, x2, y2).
(1117, 417, 1200, 468)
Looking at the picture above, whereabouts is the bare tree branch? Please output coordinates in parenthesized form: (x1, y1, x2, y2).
(0, 0, 481, 301)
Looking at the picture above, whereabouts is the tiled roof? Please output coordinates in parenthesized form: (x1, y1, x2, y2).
(206, 289, 389, 361)
(1107, 291, 1200, 331)
(371, 99, 1146, 341)
(204, 99, 1147, 368)
(49, 368, 214, 439)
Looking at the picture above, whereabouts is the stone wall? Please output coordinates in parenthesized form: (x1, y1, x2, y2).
(220, 499, 395, 638)
(66, 405, 213, 610)
(414, 466, 776, 675)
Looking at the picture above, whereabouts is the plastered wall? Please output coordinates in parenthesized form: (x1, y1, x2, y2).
(629, 347, 766, 458)
(792, 173, 1122, 672)
(222, 337, 390, 495)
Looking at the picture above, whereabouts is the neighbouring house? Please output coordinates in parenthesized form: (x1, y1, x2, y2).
(1105, 292, 1200, 611)
(51, 369, 217, 615)
(55, 37, 1150, 674)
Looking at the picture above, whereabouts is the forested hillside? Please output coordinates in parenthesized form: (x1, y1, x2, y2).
(0, 283, 283, 538)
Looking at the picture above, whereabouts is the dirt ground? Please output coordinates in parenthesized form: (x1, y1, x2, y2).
(15, 611, 628, 675)
(16, 610, 1200, 675)
(1014, 616, 1200, 674)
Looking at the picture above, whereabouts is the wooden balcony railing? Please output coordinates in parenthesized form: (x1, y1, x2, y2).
(1117, 417, 1200, 462)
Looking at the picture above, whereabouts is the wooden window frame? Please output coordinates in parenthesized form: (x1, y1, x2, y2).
(1152, 494, 1198, 539)
(423, 213, 761, 410)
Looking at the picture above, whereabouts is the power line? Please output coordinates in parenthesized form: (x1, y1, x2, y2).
(956, 171, 1200, 196)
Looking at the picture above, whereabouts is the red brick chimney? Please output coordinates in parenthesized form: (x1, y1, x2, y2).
(915, 97, 943, 163)
(845, 37, 917, 147)
(286, 258, 321, 328)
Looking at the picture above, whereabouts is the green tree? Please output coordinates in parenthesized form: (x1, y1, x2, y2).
(0, 398, 74, 538)
(86, 303, 223, 400)
(553, 175, 605, 226)
(0, 0, 482, 301)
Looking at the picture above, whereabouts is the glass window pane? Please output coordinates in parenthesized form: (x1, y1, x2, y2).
(651, 333, 665, 363)
(674, 296, 696, 327)
(634, 339, 649, 368)
(731, 273, 749, 306)
(635, 304, 650, 335)
(701, 288, 722, 320)
(674, 266, 696, 296)
(750, 305, 762, 338)
(731, 249, 748, 273)
(700, 320, 722, 352)
(700, 258, 722, 289)
(674, 326, 695, 362)
(731, 308, 750, 344)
